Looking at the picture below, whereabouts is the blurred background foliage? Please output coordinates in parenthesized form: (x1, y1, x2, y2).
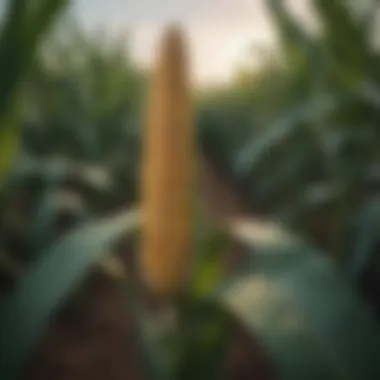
(1, 0, 380, 378)
(0, 8, 146, 267)
(1, 0, 380, 316)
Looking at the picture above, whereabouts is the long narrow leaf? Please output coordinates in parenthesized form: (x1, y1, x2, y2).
(0, 209, 139, 380)
(0, 0, 68, 123)
(267, 0, 311, 61)
(314, 0, 371, 82)
(235, 94, 345, 178)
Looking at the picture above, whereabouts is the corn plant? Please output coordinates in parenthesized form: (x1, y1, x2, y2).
(0, 0, 69, 183)
(0, 18, 144, 268)
(225, 0, 380, 279)
(0, 0, 72, 274)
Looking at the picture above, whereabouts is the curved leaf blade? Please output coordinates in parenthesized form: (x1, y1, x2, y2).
(217, 218, 380, 380)
(235, 94, 346, 178)
(0, 209, 139, 380)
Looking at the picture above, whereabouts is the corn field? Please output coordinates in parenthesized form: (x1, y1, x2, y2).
(1, 0, 380, 379)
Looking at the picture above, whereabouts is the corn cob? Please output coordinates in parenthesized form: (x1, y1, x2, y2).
(139, 25, 194, 297)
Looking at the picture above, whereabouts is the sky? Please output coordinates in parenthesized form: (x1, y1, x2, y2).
(72, 0, 313, 86)
(0, 0, 374, 85)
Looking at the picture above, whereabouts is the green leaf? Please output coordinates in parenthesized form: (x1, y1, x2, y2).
(135, 300, 233, 380)
(346, 197, 380, 278)
(0, 209, 139, 380)
(314, 0, 372, 84)
(29, 188, 88, 255)
(217, 218, 380, 380)
(0, 121, 20, 185)
(267, 0, 311, 64)
(178, 214, 233, 379)
(359, 0, 380, 41)
(0, 0, 69, 124)
(0, 0, 68, 186)
(175, 300, 234, 380)
(131, 302, 178, 379)
(189, 227, 229, 299)
(235, 94, 346, 178)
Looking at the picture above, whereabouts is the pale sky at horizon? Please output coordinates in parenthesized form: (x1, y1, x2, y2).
(0, 0, 374, 84)
(72, 0, 314, 85)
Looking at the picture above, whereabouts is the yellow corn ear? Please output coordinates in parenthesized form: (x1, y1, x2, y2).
(139, 25, 194, 297)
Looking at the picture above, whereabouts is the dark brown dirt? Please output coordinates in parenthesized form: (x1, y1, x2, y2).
(24, 273, 146, 380)
(19, 155, 277, 380)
